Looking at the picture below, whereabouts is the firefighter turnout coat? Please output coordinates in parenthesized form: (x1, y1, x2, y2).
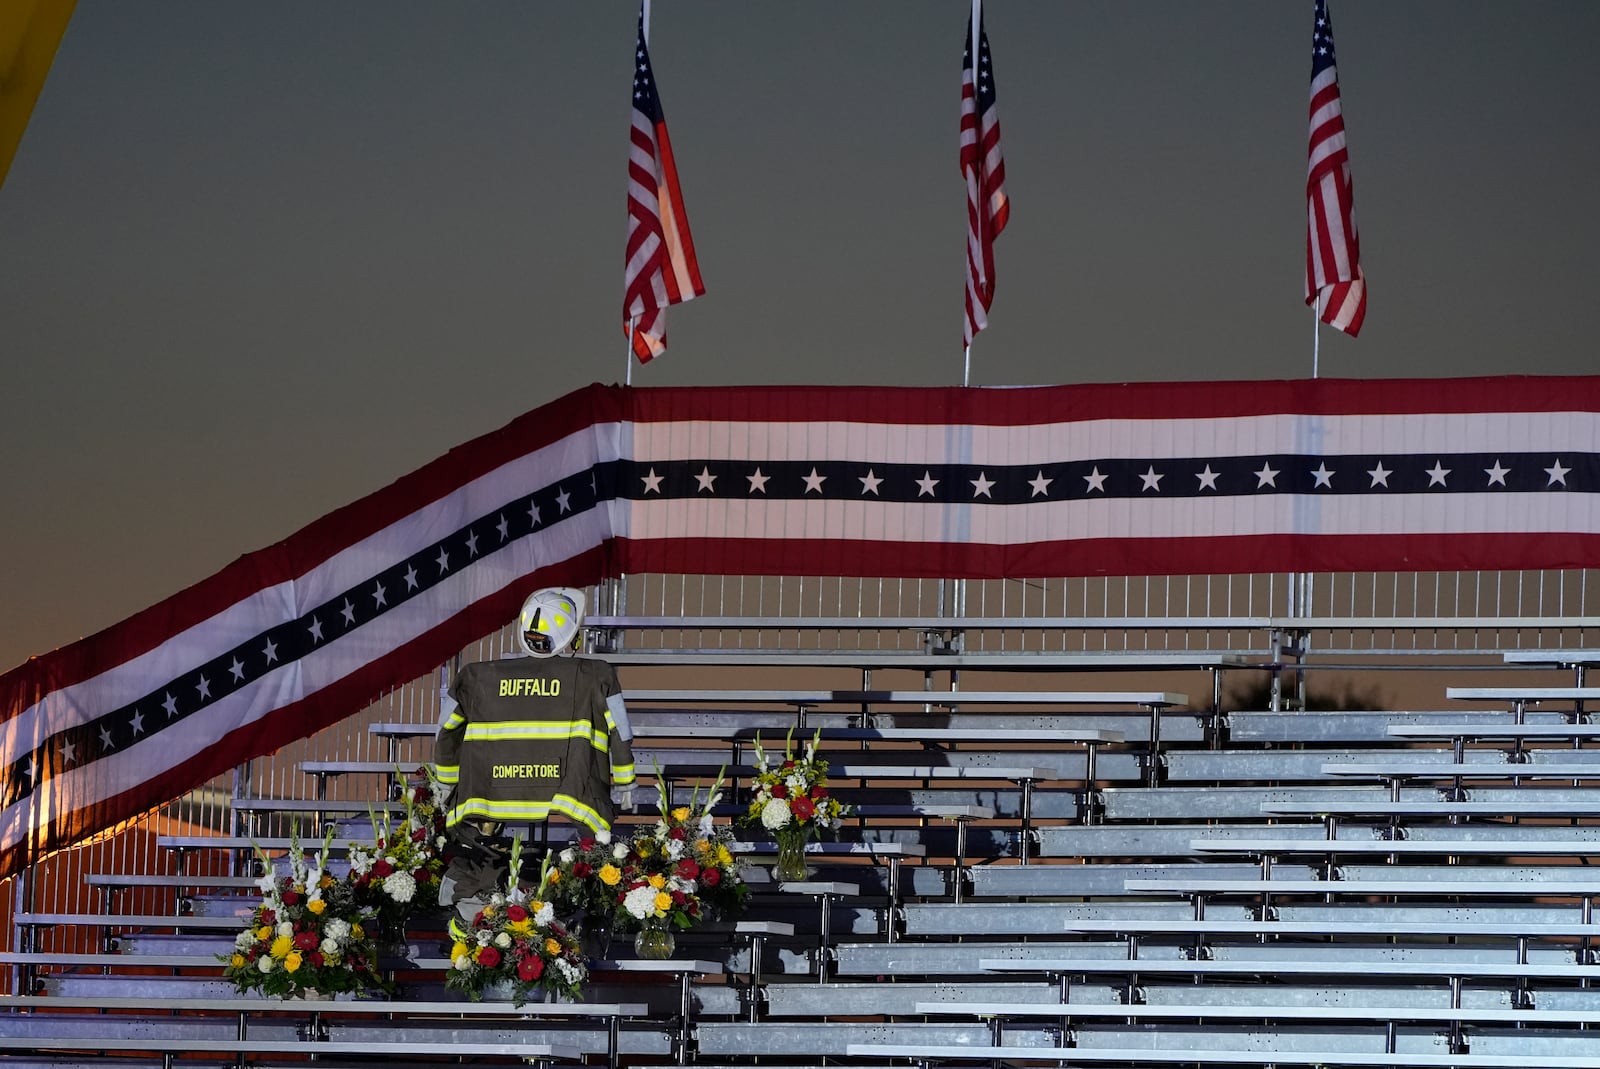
(434, 655, 637, 833)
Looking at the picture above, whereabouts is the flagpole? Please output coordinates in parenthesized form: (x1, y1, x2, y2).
(965, 0, 981, 388)
(626, 0, 649, 389)
(1312, 296, 1321, 379)
(625, 317, 635, 385)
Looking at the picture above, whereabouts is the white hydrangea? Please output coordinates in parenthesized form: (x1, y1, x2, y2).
(495, 932, 512, 948)
(324, 918, 351, 941)
(257, 956, 274, 973)
(533, 901, 555, 926)
(761, 798, 793, 830)
(665, 839, 684, 860)
(276, 921, 294, 939)
(382, 871, 417, 903)
(622, 884, 658, 920)
(555, 957, 580, 981)
(234, 929, 255, 950)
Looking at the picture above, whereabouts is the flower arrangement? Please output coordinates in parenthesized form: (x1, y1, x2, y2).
(610, 769, 747, 935)
(445, 837, 588, 1005)
(540, 826, 630, 927)
(347, 766, 449, 936)
(744, 728, 851, 880)
(220, 826, 390, 999)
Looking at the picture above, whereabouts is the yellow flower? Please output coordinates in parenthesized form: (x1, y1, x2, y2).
(307, 898, 327, 915)
(546, 869, 562, 883)
(716, 845, 732, 864)
(695, 838, 713, 854)
(319, 874, 335, 889)
(284, 951, 303, 973)
(230, 953, 246, 968)
(450, 941, 470, 964)
(653, 891, 673, 914)
(598, 864, 621, 886)
(292, 883, 305, 895)
(256, 925, 273, 942)
(544, 937, 562, 956)
(270, 934, 293, 959)
(671, 806, 690, 822)
(352, 923, 364, 941)
(647, 873, 666, 890)
(530, 900, 545, 913)
(509, 918, 534, 936)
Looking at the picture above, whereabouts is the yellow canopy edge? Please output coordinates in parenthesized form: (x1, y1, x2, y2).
(0, 0, 77, 190)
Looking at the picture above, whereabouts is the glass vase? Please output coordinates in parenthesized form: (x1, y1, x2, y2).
(634, 926, 676, 959)
(773, 825, 813, 881)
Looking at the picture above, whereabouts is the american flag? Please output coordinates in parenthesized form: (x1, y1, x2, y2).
(1305, 0, 1365, 336)
(9, 374, 1600, 879)
(623, 10, 704, 364)
(960, 7, 1009, 348)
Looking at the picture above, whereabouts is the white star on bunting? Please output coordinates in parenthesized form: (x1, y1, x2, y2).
(1368, 463, 1391, 488)
(641, 468, 663, 494)
(1312, 463, 1334, 488)
(1485, 460, 1510, 487)
(802, 468, 827, 494)
(1196, 466, 1219, 491)
(1029, 470, 1052, 497)
(746, 468, 770, 493)
(1084, 467, 1108, 493)
(916, 471, 939, 497)
(695, 467, 717, 493)
(971, 472, 995, 498)
(1426, 461, 1451, 487)
(859, 469, 883, 495)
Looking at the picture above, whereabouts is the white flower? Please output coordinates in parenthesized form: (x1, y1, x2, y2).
(665, 839, 684, 860)
(320, 937, 340, 956)
(785, 773, 807, 792)
(559, 848, 575, 864)
(325, 918, 351, 941)
(382, 871, 417, 903)
(255, 874, 276, 894)
(555, 957, 580, 981)
(697, 814, 715, 839)
(622, 885, 658, 920)
(276, 921, 293, 939)
(404, 787, 417, 803)
(596, 829, 612, 845)
(761, 798, 793, 830)
(533, 901, 555, 926)
(453, 955, 472, 971)
(477, 930, 492, 946)
(234, 929, 255, 950)
(489, 892, 506, 907)
(612, 843, 628, 860)
(435, 835, 447, 849)
(495, 931, 512, 948)
(257, 956, 275, 974)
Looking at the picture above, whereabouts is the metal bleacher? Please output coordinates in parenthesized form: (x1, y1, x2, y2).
(11, 594, 1600, 1068)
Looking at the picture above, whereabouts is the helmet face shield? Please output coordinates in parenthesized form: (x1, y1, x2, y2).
(517, 587, 586, 658)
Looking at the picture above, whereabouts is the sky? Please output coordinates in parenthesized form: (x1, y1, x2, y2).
(3, 1, 1598, 672)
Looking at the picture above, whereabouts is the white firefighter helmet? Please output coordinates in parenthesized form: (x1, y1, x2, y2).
(517, 586, 586, 658)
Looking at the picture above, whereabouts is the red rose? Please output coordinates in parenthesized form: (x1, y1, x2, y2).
(413, 867, 431, 884)
(518, 955, 544, 981)
(791, 795, 816, 821)
(372, 859, 394, 878)
(676, 858, 701, 880)
(476, 945, 501, 968)
(669, 826, 686, 841)
(671, 890, 686, 905)
(812, 786, 828, 799)
(260, 909, 276, 926)
(473, 910, 488, 927)
(780, 760, 794, 772)
(308, 951, 325, 967)
(293, 930, 320, 951)
(771, 783, 788, 799)
(578, 837, 595, 850)
(506, 904, 528, 923)
(281, 890, 300, 905)
(573, 861, 593, 878)
(701, 867, 721, 887)
(412, 827, 428, 842)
